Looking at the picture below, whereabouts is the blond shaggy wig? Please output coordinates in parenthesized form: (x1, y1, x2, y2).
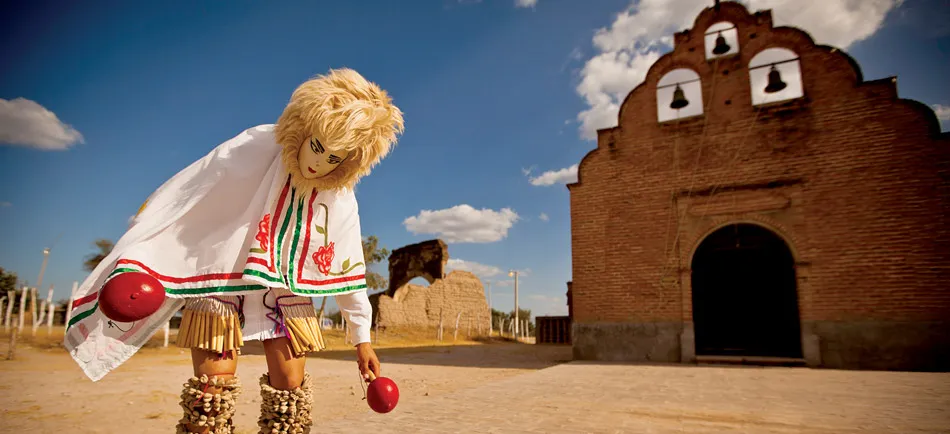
(275, 68, 404, 191)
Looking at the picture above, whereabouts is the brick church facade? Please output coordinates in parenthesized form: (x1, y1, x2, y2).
(567, 2, 948, 371)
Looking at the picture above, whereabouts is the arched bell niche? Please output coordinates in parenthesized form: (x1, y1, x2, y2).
(705, 21, 739, 60)
(657, 68, 703, 122)
(749, 48, 804, 105)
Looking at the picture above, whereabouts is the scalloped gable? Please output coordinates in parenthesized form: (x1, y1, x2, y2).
(568, 0, 947, 190)
(566, 1, 950, 372)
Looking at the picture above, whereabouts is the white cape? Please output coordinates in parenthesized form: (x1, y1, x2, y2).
(65, 124, 368, 381)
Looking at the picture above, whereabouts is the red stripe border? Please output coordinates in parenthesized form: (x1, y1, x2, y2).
(116, 259, 244, 283)
(297, 188, 318, 282)
(295, 189, 366, 286)
(72, 291, 98, 309)
(301, 273, 367, 286)
(246, 257, 269, 267)
(269, 177, 291, 273)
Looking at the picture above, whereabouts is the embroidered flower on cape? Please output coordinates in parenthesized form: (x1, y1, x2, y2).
(312, 241, 335, 276)
(251, 214, 271, 254)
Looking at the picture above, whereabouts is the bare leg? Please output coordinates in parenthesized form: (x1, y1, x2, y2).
(262, 337, 306, 389)
(180, 349, 240, 434)
(192, 348, 239, 380)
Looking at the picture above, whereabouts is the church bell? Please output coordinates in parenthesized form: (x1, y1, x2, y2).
(670, 84, 689, 109)
(764, 64, 788, 93)
(712, 31, 731, 55)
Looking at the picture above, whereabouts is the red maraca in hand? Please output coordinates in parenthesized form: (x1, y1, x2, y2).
(365, 372, 399, 414)
(98, 272, 166, 323)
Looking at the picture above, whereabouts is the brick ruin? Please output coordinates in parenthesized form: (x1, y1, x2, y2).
(370, 239, 490, 330)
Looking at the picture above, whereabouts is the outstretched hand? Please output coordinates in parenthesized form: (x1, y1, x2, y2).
(356, 342, 380, 382)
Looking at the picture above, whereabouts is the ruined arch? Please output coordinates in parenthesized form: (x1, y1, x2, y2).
(386, 239, 448, 297)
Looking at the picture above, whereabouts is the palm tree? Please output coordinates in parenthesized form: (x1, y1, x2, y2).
(83, 239, 114, 272)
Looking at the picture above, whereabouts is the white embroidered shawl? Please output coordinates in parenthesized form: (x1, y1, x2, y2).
(65, 124, 367, 381)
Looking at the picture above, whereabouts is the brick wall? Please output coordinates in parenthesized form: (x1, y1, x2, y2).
(567, 2, 949, 367)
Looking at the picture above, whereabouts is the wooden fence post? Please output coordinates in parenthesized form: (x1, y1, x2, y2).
(29, 287, 39, 335)
(438, 309, 444, 342)
(17, 287, 28, 331)
(4, 290, 13, 330)
(7, 314, 18, 360)
(373, 311, 379, 345)
(46, 303, 55, 335)
(65, 281, 78, 328)
(35, 286, 53, 334)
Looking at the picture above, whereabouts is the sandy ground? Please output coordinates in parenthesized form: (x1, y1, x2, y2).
(0, 328, 570, 433)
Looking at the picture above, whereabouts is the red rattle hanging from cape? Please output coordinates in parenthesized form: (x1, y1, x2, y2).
(98, 272, 165, 323)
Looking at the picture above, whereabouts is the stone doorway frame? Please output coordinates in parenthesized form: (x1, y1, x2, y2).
(674, 217, 821, 367)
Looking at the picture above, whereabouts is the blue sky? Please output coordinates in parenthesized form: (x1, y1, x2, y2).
(1, 0, 948, 318)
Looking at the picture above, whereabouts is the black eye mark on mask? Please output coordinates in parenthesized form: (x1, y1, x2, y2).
(310, 138, 325, 154)
(327, 155, 343, 164)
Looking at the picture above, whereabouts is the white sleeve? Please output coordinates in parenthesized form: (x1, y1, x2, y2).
(335, 291, 372, 346)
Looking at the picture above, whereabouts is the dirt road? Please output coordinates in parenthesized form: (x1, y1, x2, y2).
(0, 340, 571, 433)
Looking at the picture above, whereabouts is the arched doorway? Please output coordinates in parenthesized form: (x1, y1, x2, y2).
(691, 223, 803, 358)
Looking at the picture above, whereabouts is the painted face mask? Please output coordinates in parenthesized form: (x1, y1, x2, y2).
(297, 136, 353, 179)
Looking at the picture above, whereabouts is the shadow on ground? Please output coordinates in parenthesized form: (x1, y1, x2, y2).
(240, 340, 574, 370)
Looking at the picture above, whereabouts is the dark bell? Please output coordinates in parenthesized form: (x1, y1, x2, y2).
(712, 31, 730, 55)
(670, 84, 689, 109)
(764, 64, 787, 93)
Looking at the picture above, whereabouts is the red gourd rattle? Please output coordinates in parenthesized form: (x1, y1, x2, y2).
(361, 371, 399, 414)
(97, 272, 166, 323)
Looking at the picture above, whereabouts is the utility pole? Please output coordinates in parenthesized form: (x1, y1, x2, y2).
(508, 270, 520, 339)
(36, 248, 50, 290)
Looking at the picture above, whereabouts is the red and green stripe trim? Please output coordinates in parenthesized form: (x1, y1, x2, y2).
(287, 192, 306, 292)
(106, 265, 267, 295)
(116, 259, 244, 282)
(274, 187, 296, 285)
(67, 302, 98, 329)
(287, 189, 368, 294)
(266, 176, 292, 272)
(72, 291, 98, 310)
(288, 282, 368, 295)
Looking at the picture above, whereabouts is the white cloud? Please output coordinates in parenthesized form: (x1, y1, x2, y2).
(528, 164, 578, 186)
(446, 258, 504, 278)
(0, 98, 84, 150)
(403, 204, 520, 243)
(515, 0, 537, 8)
(575, 0, 902, 140)
(539, 212, 549, 222)
(932, 104, 950, 122)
